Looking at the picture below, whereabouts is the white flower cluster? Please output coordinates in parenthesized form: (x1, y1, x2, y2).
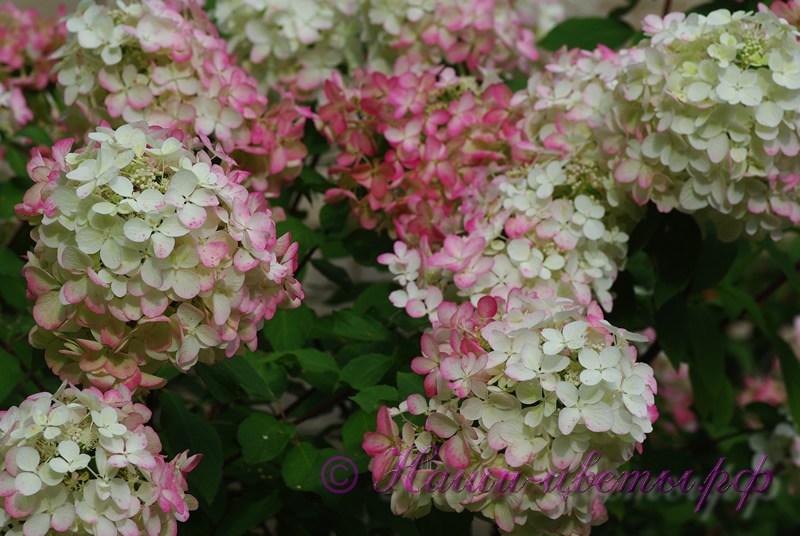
(213, 0, 561, 96)
(364, 291, 656, 534)
(615, 9, 800, 240)
(381, 158, 640, 320)
(16, 123, 303, 392)
(0, 384, 199, 536)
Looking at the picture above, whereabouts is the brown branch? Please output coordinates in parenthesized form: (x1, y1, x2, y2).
(283, 387, 318, 418)
(295, 245, 318, 274)
(662, 0, 672, 17)
(292, 389, 355, 425)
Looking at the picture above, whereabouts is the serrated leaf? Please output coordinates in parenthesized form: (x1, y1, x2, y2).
(340, 353, 394, 390)
(262, 305, 314, 351)
(195, 355, 278, 403)
(654, 294, 690, 370)
(332, 310, 388, 341)
(258, 362, 288, 401)
(396, 371, 425, 400)
(311, 258, 352, 288)
(281, 443, 340, 493)
(538, 17, 635, 52)
(160, 391, 223, 504)
(237, 414, 295, 464)
(349, 385, 398, 413)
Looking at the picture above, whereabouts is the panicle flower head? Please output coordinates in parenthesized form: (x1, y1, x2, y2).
(53, 0, 307, 194)
(0, 4, 67, 169)
(0, 383, 199, 536)
(364, 291, 656, 535)
(213, 0, 559, 98)
(15, 122, 303, 392)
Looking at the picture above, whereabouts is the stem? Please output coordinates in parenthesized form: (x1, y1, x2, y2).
(292, 389, 355, 425)
(662, 0, 672, 17)
(295, 245, 319, 274)
(283, 387, 318, 418)
(206, 400, 221, 422)
(753, 260, 800, 304)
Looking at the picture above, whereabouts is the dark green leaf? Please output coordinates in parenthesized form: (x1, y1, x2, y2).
(691, 224, 743, 292)
(237, 413, 295, 464)
(762, 240, 800, 296)
(0, 351, 23, 403)
(686, 306, 724, 398)
(340, 353, 394, 390)
(349, 385, 398, 413)
(298, 167, 331, 193)
(320, 200, 350, 233)
(4, 145, 28, 179)
(646, 211, 702, 308)
(14, 125, 53, 147)
(281, 443, 341, 493)
(0, 249, 28, 308)
(216, 489, 281, 536)
(258, 362, 288, 401)
(332, 310, 388, 341)
(396, 371, 426, 400)
(160, 391, 223, 504)
(342, 409, 377, 459)
(352, 281, 399, 319)
(262, 305, 314, 351)
(0, 179, 26, 219)
(342, 229, 394, 268)
(311, 258, 353, 288)
(276, 216, 322, 260)
(538, 17, 635, 52)
(654, 294, 690, 369)
(195, 355, 279, 403)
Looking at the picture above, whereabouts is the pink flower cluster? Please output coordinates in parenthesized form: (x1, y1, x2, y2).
(316, 67, 532, 235)
(771, 0, 800, 29)
(0, 384, 199, 536)
(0, 3, 66, 162)
(53, 0, 307, 195)
(15, 122, 303, 392)
(650, 354, 698, 434)
(364, 291, 657, 534)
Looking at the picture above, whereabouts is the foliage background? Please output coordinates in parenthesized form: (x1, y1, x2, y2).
(2, 0, 800, 535)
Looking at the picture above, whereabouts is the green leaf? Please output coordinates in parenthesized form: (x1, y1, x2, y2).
(349, 385, 398, 413)
(4, 145, 28, 179)
(195, 355, 279, 403)
(342, 229, 395, 268)
(0, 249, 28, 308)
(342, 409, 377, 472)
(258, 362, 288, 402)
(14, 125, 53, 147)
(691, 225, 742, 293)
(293, 348, 338, 374)
(505, 79, 528, 92)
(0, 351, 23, 403)
(332, 310, 388, 341)
(311, 258, 353, 288)
(294, 348, 339, 391)
(262, 305, 314, 351)
(340, 353, 394, 390)
(538, 17, 635, 52)
(298, 167, 331, 193)
(281, 443, 340, 493)
(276, 216, 322, 260)
(352, 282, 399, 319)
(396, 371, 425, 400)
(646, 211, 702, 308)
(320, 200, 350, 234)
(762, 240, 800, 296)
(216, 489, 281, 536)
(686, 306, 724, 398)
(0, 179, 26, 219)
(237, 413, 295, 464)
(653, 294, 690, 370)
(160, 391, 223, 504)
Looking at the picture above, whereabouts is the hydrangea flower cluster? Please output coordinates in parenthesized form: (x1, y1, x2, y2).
(379, 156, 641, 318)
(650, 353, 697, 434)
(316, 67, 533, 234)
(0, 4, 66, 163)
(53, 0, 307, 193)
(0, 384, 199, 536)
(612, 9, 800, 240)
(740, 317, 800, 492)
(364, 291, 656, 535)
(15, 122, 303, 392)
(213, 0, 560, 97)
